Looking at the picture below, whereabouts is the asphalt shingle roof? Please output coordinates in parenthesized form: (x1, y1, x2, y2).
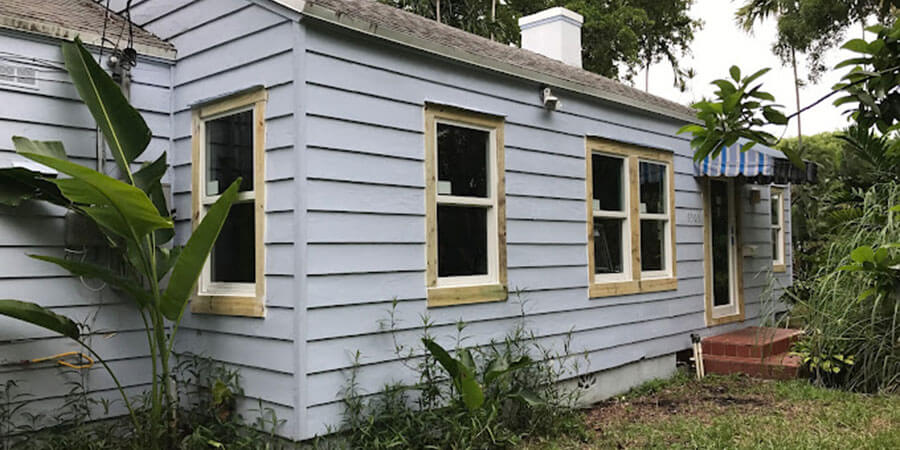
(0, 0, 173, 58)
(305, 0, 696, 121)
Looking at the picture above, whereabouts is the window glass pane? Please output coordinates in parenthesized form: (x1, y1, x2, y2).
(710, 180, 730, 306)
(437, 123, 489, 198)
(438, 205, 487, 277)
(211, 202, 255, 283)
(206, 110, 254, 196)
(592, 154, 624, 212)
(594, 218, 624, 274)
(640, 219, 666, 272)
(770, 193, 780, 226)
(639, 162, 667, 214)
(772, 229, 780, 260)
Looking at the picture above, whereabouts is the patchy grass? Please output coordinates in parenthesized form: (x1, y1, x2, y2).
(523, 371, 900, 449)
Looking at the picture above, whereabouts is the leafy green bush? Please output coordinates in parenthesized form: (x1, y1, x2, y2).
(332, 302, 589, 449)
(789, 182, 900, 392)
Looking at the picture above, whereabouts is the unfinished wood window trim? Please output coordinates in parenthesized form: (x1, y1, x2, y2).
(771, 186, 786, 273)
(703, 180, 746, 326)
(586, 138, 677, 298)
(190, 88, 267, 318)
(425, 104, 507, 307)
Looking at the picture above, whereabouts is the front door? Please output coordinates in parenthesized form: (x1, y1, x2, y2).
(706, 179, 742, 321)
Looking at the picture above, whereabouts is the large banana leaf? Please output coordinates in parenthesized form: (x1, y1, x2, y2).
(10, 137, 68, 161)
(0, 168, 67, 207)
(29, 255, 153, 308)
(422, 338, 485, 410)
(134, 153, 174, 245)
(62, 38, 150, 178)
(15, 147, 172, 240)
(0, 299, 80, 339)
(160, 180, 241, 320)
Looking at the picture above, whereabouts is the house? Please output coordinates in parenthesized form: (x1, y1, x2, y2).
(0, 0, 800, 441)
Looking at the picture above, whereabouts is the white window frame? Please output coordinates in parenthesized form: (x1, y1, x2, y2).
(425, 105, 507, 307)
(190, 88, 267, 318)
(771, 186, 786, 272)
(638, 159, 673, 280)
(591, 152, 632, 284)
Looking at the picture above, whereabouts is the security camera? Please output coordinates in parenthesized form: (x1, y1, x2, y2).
(542, 87, 560, 111)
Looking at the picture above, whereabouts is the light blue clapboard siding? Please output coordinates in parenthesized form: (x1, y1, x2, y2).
(157, 0, 301, 438)
(0, 30, 171, 422)
(299, 21, 792, 438)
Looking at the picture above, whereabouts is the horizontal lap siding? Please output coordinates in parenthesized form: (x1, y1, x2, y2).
(301, 23, 787, 438)
(0, 32, 171, 419)
(149, 0, 299, 437)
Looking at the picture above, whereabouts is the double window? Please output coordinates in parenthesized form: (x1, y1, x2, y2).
(586, 138, 676, 297)
(425, 105, 507, 307)
(771, 186, 786, 272)
(191, 88, 267, 317)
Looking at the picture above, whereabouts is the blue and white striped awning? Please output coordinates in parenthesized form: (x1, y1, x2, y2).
(693, 142, 782, 178)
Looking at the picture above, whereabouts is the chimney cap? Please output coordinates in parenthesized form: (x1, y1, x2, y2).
(518, 7, 584, 30)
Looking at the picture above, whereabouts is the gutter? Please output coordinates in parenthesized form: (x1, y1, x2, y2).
(279, 0, 700, 124)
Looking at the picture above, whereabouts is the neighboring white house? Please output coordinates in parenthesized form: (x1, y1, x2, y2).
(0, 0, 800, 441)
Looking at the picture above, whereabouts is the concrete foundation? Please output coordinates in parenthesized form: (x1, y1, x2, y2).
(562, 353, 677, 406)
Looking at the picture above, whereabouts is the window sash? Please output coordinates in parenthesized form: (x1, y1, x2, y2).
(771, 189, 785, 265)
(432, 117, 500, 287)
(197, 105, 258, 298)
(590, 151, 631, 283)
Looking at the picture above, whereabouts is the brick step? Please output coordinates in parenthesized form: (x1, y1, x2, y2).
(702, 326, 803, 358)
(703, 352, 803, 380)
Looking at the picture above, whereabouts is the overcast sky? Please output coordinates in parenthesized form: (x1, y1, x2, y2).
(641, 0, 867, 137)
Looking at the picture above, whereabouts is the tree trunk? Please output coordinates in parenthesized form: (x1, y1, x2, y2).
(436, 0, 441, 23)
(645, 61, 650, 92)
(490, 0, 496, 41)
(791, 47, 803, 149)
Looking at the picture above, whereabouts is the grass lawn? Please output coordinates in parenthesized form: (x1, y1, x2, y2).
(525, 371, 900, 449)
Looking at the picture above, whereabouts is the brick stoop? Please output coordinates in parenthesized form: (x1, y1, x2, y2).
(701, 327, 804, 380)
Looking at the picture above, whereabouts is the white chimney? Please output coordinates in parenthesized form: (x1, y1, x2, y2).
(518, 7, 584, 68)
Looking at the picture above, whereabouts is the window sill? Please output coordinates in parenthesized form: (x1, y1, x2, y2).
(773, 263, 787, 273)
(707, 310, 745, 327)
(191, 295, 266, 318)
(589, 278, 677, 298)
(427, 283, 507, 308)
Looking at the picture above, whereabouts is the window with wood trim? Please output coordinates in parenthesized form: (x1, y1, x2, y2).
(190, 88, 267, 318)
(425, 105, 507, 307)
(771, 186, 786, 272)
(586, 138, 677, 298)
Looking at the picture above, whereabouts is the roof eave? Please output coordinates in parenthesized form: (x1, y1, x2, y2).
(0, 15, 176, 60)
(296, 1, 700, 125)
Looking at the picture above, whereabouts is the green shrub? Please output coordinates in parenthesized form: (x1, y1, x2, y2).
(789, 182, 900, 393)
(332, 301, 589, 450)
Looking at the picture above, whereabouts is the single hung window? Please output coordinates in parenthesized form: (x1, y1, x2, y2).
(586, 138, 676, 297)
(771, 187, 786, 272)
(426, 105, 507, 307)
(191, 88, 267, 317)
(591, 154, 629, 279)
(639, 161, 671, 276)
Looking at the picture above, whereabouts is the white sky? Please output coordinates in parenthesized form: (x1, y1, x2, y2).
(640, 0, 867, 137)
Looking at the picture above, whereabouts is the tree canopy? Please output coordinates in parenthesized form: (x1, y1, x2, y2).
(737, 0, 900, 81)
(379, 0, 701, 85)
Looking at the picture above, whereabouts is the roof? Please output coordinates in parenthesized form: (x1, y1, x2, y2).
(0, 0, 174, 59)
(290, 0, 698, 123)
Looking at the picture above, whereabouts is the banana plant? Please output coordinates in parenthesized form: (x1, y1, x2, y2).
(0, 38, 238, 446)
(421, 338, 542, 411)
